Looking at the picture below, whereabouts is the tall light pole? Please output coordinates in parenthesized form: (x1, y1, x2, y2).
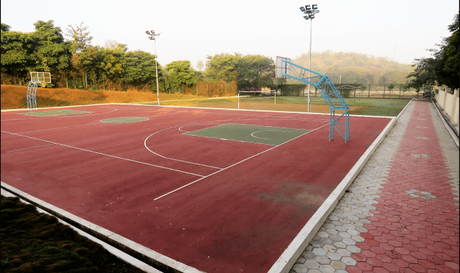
(146, 30, 161, 106)
(300, 4, 319, 112)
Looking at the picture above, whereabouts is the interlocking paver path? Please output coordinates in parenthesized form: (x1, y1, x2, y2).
(290, 100, 459, 273)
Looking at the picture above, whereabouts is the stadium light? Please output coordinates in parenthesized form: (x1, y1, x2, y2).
(146, 30, 161, 106)
(299, 4, 319, 112)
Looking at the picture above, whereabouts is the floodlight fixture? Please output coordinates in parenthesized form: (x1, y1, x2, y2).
(299, 4, 320, 112)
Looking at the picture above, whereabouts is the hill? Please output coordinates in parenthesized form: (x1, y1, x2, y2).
(292, 51, 414, 85)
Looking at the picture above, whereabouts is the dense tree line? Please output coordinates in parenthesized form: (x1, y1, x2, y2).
(406, 13, 459, 92)
(1, 21, 161, 91)
(0, 20, 277, 92)
(4, 19, 445, 94)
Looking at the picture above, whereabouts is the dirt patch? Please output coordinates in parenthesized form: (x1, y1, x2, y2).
(254, 181, 334, 212)
(1, 85, 203, 110)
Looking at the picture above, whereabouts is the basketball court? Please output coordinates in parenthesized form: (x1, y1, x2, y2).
(1, 103, 393, 272)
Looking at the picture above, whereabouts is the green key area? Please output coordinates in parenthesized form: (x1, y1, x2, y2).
(21, 110, 91, 117)
(185, 123, 310, 145)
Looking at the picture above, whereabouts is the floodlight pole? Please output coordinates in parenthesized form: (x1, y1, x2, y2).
(300, 4, 319, 112)
(146, 30, 161, 106)
(308, 18, 313, 112)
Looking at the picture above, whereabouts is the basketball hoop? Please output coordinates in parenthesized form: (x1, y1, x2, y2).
(27, 72, 52, 110)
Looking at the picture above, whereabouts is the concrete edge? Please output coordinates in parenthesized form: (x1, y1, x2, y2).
(431, 99, 459, 148)
(0, 182, 204, 273)
(0, 190, 162, 273)
(266, 100, 413, 273)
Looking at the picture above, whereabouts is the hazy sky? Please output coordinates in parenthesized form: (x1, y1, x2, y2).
(1, 0, 458, 69)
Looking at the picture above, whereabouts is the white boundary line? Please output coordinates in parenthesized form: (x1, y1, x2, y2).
(0, 182, 204, 273)
(2, 130, 204, 178)
(153, 123, 328, 201)
(6, 143, 55, 153)
(267, 100, 411, 273)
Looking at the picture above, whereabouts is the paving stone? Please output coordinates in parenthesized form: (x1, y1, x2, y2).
(316, 255, 332, 265)
(326, 252, 342, 261)
(341, 256, 357, 266)
(330, 260, 347, 270)
(288, 100, 459, 273)
(323, 244, 337, 253)
(304, 259, 320, 269)
(292, 263, 308, 273)
(312, 248, 327, 256)
(318, 264, 335, 273)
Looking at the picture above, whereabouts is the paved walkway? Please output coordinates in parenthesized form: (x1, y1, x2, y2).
(289, 100, 459, 273)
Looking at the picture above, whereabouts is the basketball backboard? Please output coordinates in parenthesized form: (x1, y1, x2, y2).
(275, 56, 290, 79)
(30, 72, 51, 85)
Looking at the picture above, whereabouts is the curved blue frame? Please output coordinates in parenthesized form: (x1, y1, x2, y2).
(280, 59, 350, 142)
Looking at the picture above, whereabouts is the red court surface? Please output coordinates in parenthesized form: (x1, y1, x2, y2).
(1, 104, 391, 272)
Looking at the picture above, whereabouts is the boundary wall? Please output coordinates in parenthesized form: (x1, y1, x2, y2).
(435, 89, 459, 128)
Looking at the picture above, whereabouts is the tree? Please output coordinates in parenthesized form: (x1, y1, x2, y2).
(407, 13, 459, 91)
(166, 61, 197, 92)
(31, 20, 71, 73)
(197, 60, 204, 71)
(1, 23, 11, 32)
(435, 13, 459, 90)
(121, 50, 158, 89)
(1, 26, 35, 80)
(66, 22, 92, 55)
(406, 57, 438, 92)
(237, 55, 275, 91)
(206, 53, 242, 82)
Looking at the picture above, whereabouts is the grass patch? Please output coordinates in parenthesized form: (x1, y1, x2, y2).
(275, 96, 409, 116)
(1, 196, 146, 273)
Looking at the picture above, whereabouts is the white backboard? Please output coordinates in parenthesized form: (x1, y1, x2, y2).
(30, 72, 52, 84)
(275, 56, 290, 79)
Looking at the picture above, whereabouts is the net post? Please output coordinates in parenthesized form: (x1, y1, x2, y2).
(274, 90, 277, 105)
(238, 92, 240, 109)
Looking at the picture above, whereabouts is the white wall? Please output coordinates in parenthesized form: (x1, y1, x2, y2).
(435, 89, 459, 126)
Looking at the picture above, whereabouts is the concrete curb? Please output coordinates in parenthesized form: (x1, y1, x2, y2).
(0, 190, 162, 273)
(1, 182, 204, 273)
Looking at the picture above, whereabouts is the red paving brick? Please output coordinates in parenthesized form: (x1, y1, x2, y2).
(345, 101, 459, 273)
